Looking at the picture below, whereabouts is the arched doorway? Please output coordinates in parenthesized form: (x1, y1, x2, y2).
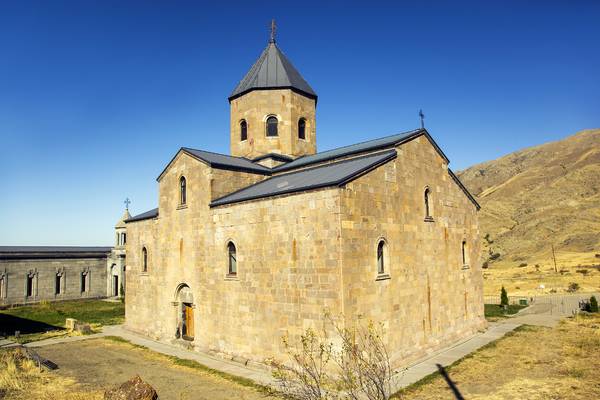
(110, 264, 119, 297)
(174, 284, 194, 341)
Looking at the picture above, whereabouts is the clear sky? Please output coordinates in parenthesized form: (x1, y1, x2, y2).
(1, 1, 599, 246)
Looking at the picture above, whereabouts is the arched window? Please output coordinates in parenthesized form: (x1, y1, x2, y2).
(142, 247, 148, 272)
(298, 118, 306, 140)
(240, 120, 248, 141)
(424, 187, 432, 219)
(179, 176, 187, 205)
(228, 242, 237, 275)
(377, 240, 386, 275)
(266, 116, 278, 137)
(462, 240, 468, 267)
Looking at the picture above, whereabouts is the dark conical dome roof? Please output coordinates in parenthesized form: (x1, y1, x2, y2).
(229, 42, 317, 102)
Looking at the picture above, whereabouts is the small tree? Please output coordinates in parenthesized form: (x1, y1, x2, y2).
(590, 296, 599, 313)
(500, 286, 509, 306)
(270, 328, 335, 400)
(269, 316, 396, 400)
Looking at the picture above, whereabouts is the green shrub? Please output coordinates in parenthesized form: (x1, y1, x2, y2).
(500, 286, 509, 306)
(590, 296, 599, 313)
(518, 263, 528, 268)
(489, 253, 501, 261)
(567, 282, 580, 292)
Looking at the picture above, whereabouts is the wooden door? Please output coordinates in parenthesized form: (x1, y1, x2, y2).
(183, 303, 194, 340)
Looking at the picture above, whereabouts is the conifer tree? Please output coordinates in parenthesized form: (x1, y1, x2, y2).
(590, 296, 599, 313)
(500, 286, 509, 306)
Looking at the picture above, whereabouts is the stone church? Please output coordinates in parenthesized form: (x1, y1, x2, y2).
(124, 34, 485, 368)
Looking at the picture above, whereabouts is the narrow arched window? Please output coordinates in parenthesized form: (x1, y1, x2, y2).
(377, 240, 386, 275)
(228, 242, 237, 275)
(298, 118, 306, 140)
(462, 240, 467, 266)
(240, 120, 247, 141)
(266, 116, 278, 137)
(142, 247, 148, 272)
(180, 176, 187, 205)
(424, 188, 432, 219)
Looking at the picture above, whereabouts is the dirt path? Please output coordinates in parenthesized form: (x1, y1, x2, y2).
(35, 338, 273, 400)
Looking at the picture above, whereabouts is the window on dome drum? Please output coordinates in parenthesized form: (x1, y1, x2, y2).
(462, 240, 468, 267)
(424, 188, 433, 220)
(377, 240, 386, 275)
(142, 247, 148, 272)
(240, 120, 248, 141)
(228, 242, 237, 275)
(298, 118, 306, 140)
(266, 116, 278, 137)
(179, 176, 187, 205)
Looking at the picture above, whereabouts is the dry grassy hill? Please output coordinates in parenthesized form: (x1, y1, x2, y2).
(457, 129, 600, 295)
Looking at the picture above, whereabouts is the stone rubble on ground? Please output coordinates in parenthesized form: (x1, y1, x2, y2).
(104, 375, 159, 400)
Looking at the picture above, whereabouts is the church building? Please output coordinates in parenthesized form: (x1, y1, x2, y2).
(124, 32, 485, 368)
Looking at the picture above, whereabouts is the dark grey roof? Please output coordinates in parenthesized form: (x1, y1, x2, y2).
(0, 246, 112, 253)
(183, 148, 271, 173)
(211, 150, 396, 207)
(251, 153, 294, 163)
(273, 129, 440, 173)
(229, 42, 317, 102)
(157, 148, 271, 181)
(126, 208, 159, 223)
(0, 246, 112, 260)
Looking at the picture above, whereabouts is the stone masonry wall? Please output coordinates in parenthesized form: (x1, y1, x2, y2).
(229, 89, 317, 159)
(339, 136, 486, 368)
(125, 136, 484, 368)
(125, 153, 343, 363)
(0, 257, 107, 307)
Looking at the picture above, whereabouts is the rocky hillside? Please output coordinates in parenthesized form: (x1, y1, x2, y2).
(458, 129, 600, 269)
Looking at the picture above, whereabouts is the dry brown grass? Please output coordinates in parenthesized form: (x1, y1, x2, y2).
(457, 129, 600, 297)
(396, 314, 600, 399)
(0, 348, 102, 400)
(483, 255, 600, 296)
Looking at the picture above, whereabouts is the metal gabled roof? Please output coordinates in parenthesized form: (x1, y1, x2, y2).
(211, 150, 397, 207)
(0, 246, 113, 253)
(126, 208, 159, 223)
(272, 128, 436, 173)
(157, 147, 271, 181)
(182, 148, 272, 174)
(229, 42, 317, 102)
(0, 246, 113, 260)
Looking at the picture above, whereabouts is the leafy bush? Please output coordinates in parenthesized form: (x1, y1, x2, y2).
(500, 286, 509, 306)
(489, 253, 501, 261)
(518, 263, 528, 268)
(567, 282, 580, 292)
(482, 261, 489, 269)
(590, 296, 599, 313)
(576, 269, 589, 276)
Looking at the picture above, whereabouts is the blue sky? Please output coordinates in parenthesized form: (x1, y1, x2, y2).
(1, 1, 599, 246)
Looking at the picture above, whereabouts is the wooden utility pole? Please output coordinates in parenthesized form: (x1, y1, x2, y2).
(551, 244, 558, 273)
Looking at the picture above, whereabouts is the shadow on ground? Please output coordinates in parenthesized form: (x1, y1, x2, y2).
(0, 314, 61, 336)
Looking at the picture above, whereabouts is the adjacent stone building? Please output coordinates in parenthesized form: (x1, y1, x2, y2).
(0, 210, 129, 307)
(124, 35, 485, 368)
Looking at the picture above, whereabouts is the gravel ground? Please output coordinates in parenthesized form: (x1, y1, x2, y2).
(35, 338, 273, 400)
